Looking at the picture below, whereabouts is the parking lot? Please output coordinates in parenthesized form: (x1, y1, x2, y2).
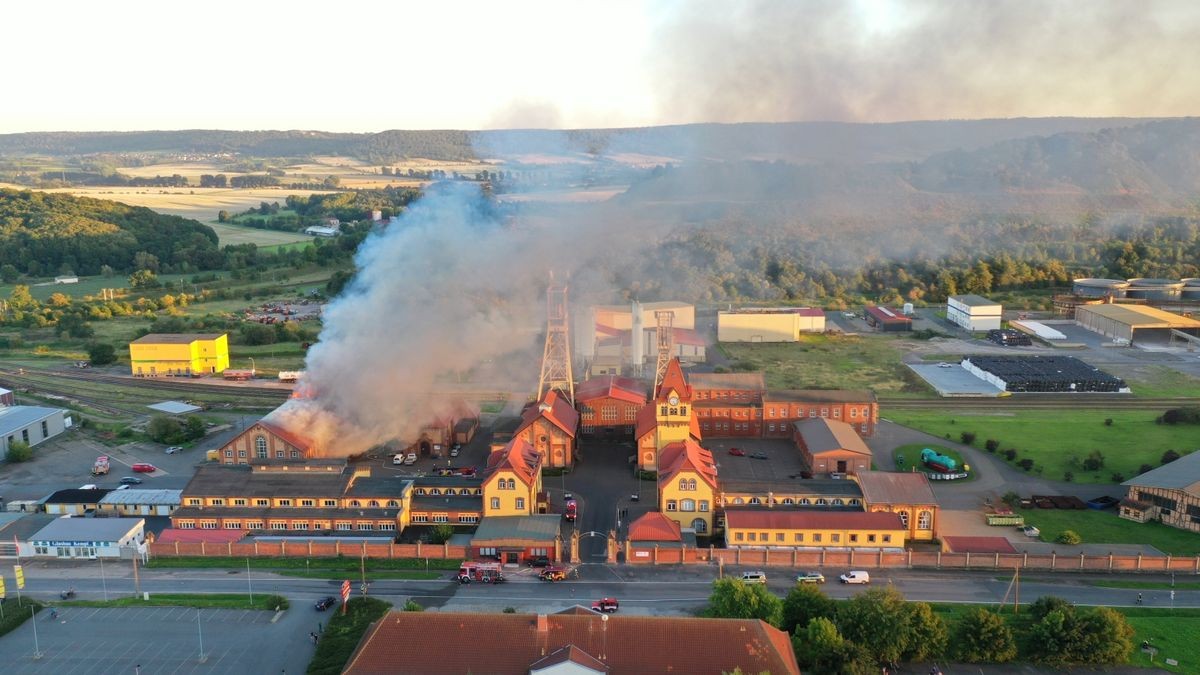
(0, 605, 316, 674)
(701, 438, 807, 481)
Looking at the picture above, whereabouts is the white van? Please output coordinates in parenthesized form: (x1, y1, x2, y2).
(392, 454, 405, 466)
(740, 571, 768, 584)
(839, 570, 871, 584)
(403, 453, 417, 465)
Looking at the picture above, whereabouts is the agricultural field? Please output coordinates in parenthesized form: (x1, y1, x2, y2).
(720, 333, 933, 397)
(887, 409, 1196, 484)
(206, 220, 313, 247)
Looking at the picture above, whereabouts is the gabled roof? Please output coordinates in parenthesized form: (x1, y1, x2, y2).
(1122, 450, 1200, 494)
(341, 612, 800, 675)
(530, 644, 610, 673)
(44, 488, 113, 504)
(655, 358, 691, 401)
(658, 439, 718, 489)
(30, 516, 144, 543)
(515, 390, 579, 438)
(485, 436, 543, 486)
(628, 512, 683, 542)
(725, 509, 905, 532)
(254, 418, 316, 455)
(795, 418, 872, 456)
(854, 470, 938, 506)
(0, 405, 63, 436)
(471, 515, 562, 543)
(576, 375, 647, 407)
(688, 371, 766, 392)
(634, 403, 658, 440)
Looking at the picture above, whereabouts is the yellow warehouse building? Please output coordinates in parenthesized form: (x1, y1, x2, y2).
(725, 510, 907, 548)
(129, 333, 230, 377)
(717, 308, 826, 342)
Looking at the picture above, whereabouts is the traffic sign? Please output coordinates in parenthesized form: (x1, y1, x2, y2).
(340, 579, 351, 601)
(13, 565, 23, 590)
(0, 574, 6, 599)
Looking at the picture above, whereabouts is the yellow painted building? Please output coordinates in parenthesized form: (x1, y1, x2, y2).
(717, 308, 826, 342)
(725, 510, 907, 548)
(129, 333, 230, 376)
(658, 439, 718, 535)
(482, 438, 544, 517)
(635, 358, 702, 471)
(854, 470, 939, 541)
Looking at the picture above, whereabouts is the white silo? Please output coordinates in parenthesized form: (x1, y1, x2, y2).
(629, 301, 644, 376)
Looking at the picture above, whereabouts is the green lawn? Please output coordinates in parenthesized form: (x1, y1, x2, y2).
(1019, 508, 1200, 556)
(0, 272, 205, 302)
(0, 600, 44, 638)
(1121, 366, 1200, 398)
(307, 597, 393, 675)
(721, 333, 933, 397)
(60, 593, 287, 611)
(887, 409, 1196, 484)
(891, 443, 975, 480)
(206, 220, 311, 247)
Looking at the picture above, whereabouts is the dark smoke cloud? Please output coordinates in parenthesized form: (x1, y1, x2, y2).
(650, 0, 1200, 123)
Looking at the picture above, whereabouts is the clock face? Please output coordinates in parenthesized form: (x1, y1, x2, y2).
(668, 395, 680, 406)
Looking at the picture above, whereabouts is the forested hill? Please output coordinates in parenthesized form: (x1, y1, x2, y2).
(0, 189, 222, 276)
(0, 118, 1154, 164)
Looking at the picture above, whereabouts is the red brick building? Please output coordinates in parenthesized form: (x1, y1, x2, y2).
(513, 390, 579, 468)
(217, 419, 316, 464)
(575, 375, 647, 437)
(793, 417, 873, 475)
(689, 371, 879, 439)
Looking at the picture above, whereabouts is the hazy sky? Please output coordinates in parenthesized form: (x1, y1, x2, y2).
(5, 0, 1199, 133)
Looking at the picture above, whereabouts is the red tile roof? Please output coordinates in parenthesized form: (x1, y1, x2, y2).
(655, 358, 691, 402)
(627, 512, 683, 542)
(342, 612, 800, 675)
(154, 528, 248, 544)
(530, 644, 610, 672)
(865, 305, 912, 324)
(658, 439, 718, 489)
(854, 470, 937, 506)
(516, 390, 579, 438)
(724, 509, 906, 532)
(255, 418, 316, 455)
(634, 403, 658, 441)
(485, 436, 543, 486)
(942, 536, 1018, 554)
(671, 327, 706, 347)
(576, 375, 648, 407)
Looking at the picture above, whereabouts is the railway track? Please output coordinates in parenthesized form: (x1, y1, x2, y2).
(879, 396, 1195, 411)
(0, 367, 292, 402)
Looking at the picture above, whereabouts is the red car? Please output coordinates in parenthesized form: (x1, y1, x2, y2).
(564, 500, 578, 522)
(728, 448, 745, 456)
(131, 463, 157, 473)
(591, 597, 619, 613)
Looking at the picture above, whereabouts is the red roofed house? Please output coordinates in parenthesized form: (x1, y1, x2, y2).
(341, 610, 800, 675)
(627, 511, 683, 543)
(216, 418, 317, 465)
(514, 390, 579, 468)
(658, 439, 718, 535)
(725, 509, 907, 549)
(854, 470, 939, 541)
(575, 375, 647, 438)
(483, 437, 545, 517)
(793, 417, 873, 475)
(634, 358, 703, 472)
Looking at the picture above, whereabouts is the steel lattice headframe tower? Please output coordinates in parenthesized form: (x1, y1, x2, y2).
(537, 281, 574, 404)
(652, 310, 675, 394)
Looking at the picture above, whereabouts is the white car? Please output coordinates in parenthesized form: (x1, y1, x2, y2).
(392, 454, 405, 465)
(165, 446, 183, 454)
(403, 453, 417, 465)
(740, 571, 768, 584)
(839, 571, 871, 584)
(450, 445, 460, 457)
(79, 484, 99, 490)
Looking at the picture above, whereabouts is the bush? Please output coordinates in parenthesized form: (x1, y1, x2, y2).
(1104, 418, 1113, 426)
(1063, 471, 1074, 482)
(1017, 458, 1034, 471)
(1162, 449, 1181, 465)
(1110, 473, 1125, 483)
(1029, 596, 1073, 620)
(1056, 530, 1082, 545)
(781, 582, 837, 634)
(960, 432, 976, 445)
(147, 415, 183, 444)
(706, 578, 783, 627)
(984, 439, 999, 452)
(1002, 449, 1017, 461)
(428, 524, 454, 545)
(1001, 491, 1020, 508)
(5, 440, 33, 463)
(1081, 450, 1105, 471)
(87, 343, 117, 366)
(1138, 463, 1154, 475)
(402, 600, 423, 611)
(952, 607, 1017, 663)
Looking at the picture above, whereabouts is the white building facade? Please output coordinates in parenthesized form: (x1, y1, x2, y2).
(947, 295, 1002, 332)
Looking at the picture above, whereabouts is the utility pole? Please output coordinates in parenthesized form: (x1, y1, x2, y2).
(196, 608, 207, 662)
(100, 557, 108, 601)
(246, 558, 254, 604)
(132, 553, 141, 598)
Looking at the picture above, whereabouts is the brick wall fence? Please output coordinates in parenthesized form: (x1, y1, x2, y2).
(628, 545, 1200, 574)
(150, 540, 468, 560)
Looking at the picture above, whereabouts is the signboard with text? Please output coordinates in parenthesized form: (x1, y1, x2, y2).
(13, 565, 23, 590)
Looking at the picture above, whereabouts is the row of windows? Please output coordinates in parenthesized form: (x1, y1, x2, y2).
(726, 496, 862, 507)
(659, 405, 689, 417)
(697, 406, 873, 420)
(6, 420, 52, 449)
(176, 520, 395, 531)
(489, 497, 526, 510)
(185, 497, 401, 508)
(677, 478, 699, 491)
(495, 478, 519, 490)
(665, 499, 710, 512)
(414, 487, 481, 496)
(579, 405, 640, 422)
(412, 514, 477, 524)
(732, 530, 893, 545)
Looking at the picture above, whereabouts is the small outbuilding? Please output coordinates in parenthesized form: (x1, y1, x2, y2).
(98, 489, 182, 517)
(470, 515, 562, 564)
(26, 516, 145, 559)
(793, 418, 872, 475)
(864, 306, 912, 332)
(0, 386, 14, 407)
(43, 488, 113, 515)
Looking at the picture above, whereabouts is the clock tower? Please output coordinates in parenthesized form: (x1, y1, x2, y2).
(654, 358, 694, 447)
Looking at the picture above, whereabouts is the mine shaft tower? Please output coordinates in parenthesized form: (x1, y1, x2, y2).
(537, 281, 575, 404)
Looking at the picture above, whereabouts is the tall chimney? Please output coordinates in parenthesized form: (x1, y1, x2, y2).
(536, 613, 549, 633)
(630, 301, 644, 377)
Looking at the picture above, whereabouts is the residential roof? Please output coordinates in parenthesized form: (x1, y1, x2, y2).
(634, 403, 658, 440)
(453, 418, 478, 433)
(719, 478, 863, 498)
(655, 358, 692, 401)
(1078, 303, 1200, 329)
(155, 528, 248, 544)
(0, 385, 12, 397)
(97, 489, 182, 506)
(1122, 450, 1200, 493)
(766, 389, 877, 404)
(949, 294, 1000, 308)
(180, 463, 352, 499)
(130, 333, 225, 344)
(343, 477, 412, 499)
(515, 390, 579, 439)
(688, 371, 766, 392)
(255, 418, 317, 455)
(0, 513, 57, 541)
(485, 437, 543, 486)
(725, 509, 905, 531)
(44, 488, 113, 504)
(412, 475, 484, 489)
(658, 439, 718, 490)
(865, 306, 912, 324)
(854, 470, 938, 506)
(171, 505, 401, 520)
(795, 418, 872, 456)
(146, 400, 203, 415)
(627, 512, 683, 542)
(0, 405, 63, 436)
(942, 536, 1018, 554)
(341, 612, 800, 675)
(492, 416, 523, 437)
(29, 516, 144, 543)
(530, 644, 610, 673)
(576, 375, 648, 406)
(471, 515, 562, 543)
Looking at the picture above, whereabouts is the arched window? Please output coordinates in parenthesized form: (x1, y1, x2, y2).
(678, 478, 689, 491)
(898, 511, 909, 527)
(681, 498, 696, 512)
(749, 497, 761, 505)
(832, 498, 844, 506)
(918, 511, 932, 530)
(691, 518, 708, 534)
(688, 478, 697, 491)
(369, 500, 379, 507)
(255, 436, 267, 458)
(782, 497, 795, 505)
(733, 497, 744, 505)
(386, 500, 398, 507)
(800, 498, 811, 505)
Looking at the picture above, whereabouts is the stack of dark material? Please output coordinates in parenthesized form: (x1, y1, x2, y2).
(969, 355, 1125, 393)
(987, 329, 1033, 346)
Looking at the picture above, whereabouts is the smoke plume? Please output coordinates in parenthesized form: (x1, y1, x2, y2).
(650, 0, 1200, 124)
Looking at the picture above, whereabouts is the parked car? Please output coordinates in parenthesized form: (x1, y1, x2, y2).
(526, 556, 551, 568)
(453, 467, 477, 477)
(1022, 525, 1040, 537)
(564, 500, 578, 522)
(131, 463, 157, 473)
(119, 476, 143, 485)
(450, 444, 461, 457)
(740, 571, 768, 584)
(540, 567, 567, 582)
(839, 571, 871, 584)
(796, 571, 826, 584)
(749, 452, 769, 460)
(79, 484, 99, 490)
(115, 485, 131, 491)
(591, 597, 619, 613)
(403, 453, 417, 465)
(937, 362, 955, 369)
(728, 447, 745, 456)
(164, 446, 183, 454)
(314, 596, 337, 611)
(392, 454, 406, 466)
(435, 467, 455, 476)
